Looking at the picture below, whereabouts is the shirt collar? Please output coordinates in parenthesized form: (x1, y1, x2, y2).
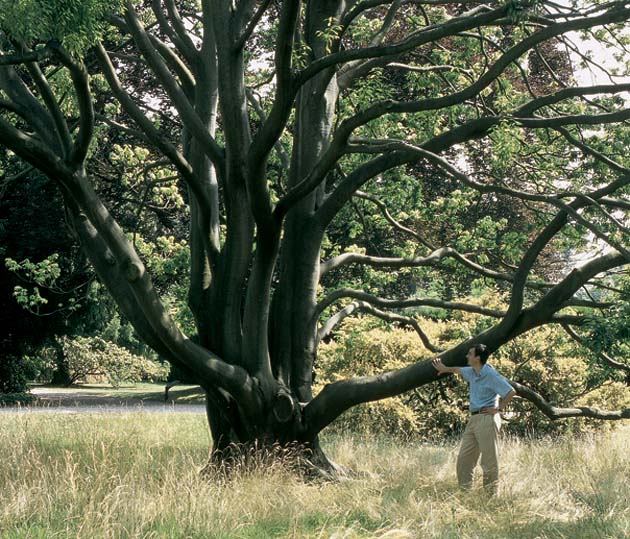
(474, 364, 490, 377)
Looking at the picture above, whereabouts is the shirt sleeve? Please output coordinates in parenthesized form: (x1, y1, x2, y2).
(459, 366, 474, 383)
(491, 372, 514, 398)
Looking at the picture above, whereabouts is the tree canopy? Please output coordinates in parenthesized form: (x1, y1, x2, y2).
(1, 0, 629, 468)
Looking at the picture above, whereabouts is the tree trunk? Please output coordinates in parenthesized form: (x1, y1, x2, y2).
(201, 380, 343, 477)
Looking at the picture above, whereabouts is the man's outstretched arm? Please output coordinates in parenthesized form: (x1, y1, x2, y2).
(432, 358, 462, 376)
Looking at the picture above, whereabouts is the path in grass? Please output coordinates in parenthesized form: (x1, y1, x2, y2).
(0, 383, 206, 414)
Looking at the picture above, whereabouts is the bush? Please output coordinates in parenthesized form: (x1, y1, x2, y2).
(58, 336, 170, 387)
(315, 318, 431, 440)
(0, 392, 37, 405)
(0, 354, 30, 394)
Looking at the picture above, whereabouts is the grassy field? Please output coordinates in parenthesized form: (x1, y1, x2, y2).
(0, 413, 628, 539)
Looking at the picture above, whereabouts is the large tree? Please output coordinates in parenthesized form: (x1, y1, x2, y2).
(1, 0, 629, 471)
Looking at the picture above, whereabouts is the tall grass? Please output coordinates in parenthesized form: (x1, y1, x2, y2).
(0, 413, 628, 539)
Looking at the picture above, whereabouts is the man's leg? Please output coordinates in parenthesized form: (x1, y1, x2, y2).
(456, 418, 480, 489)
(477, 414, 501, 494)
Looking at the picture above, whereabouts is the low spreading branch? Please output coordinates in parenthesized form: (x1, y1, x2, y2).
(512, 381, 630, 420)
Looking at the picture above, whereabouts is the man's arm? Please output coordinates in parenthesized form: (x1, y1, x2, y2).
(482, 389, 517, 415)
(432, 358, 462, 376)
(498, 389, 516, 412)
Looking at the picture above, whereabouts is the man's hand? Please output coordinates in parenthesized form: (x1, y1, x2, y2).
(432, 358, 447, 374)
(432, 358, 460, 375)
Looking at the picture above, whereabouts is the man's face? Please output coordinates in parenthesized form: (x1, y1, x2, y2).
(466, 347, 481, 367)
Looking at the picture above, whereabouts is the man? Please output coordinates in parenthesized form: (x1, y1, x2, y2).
(432, 344, 516, 494)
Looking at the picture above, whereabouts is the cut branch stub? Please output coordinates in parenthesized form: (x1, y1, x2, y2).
(272, 388, 296, 423)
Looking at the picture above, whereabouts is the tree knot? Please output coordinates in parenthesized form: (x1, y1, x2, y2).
(272, 388, 295, 423)
(125, 260, 144, 282)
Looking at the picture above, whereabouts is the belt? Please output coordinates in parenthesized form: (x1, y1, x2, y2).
(470, 410, 483, 415)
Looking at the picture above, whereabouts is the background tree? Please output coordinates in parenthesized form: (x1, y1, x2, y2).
(0, 0, 629, 472)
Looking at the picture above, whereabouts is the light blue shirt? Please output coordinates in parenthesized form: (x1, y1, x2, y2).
(460, 364, 514, 412)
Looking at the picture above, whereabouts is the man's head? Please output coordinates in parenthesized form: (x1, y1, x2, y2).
(466, 344, 490, 368)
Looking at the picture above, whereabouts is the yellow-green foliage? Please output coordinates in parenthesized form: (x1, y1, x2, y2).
(59, 336, 170, 387)
(492, 327, 630, 436)
(1, 413, 629, 539)
(316, 318, 430, 439)
(316, 309, 630, 440)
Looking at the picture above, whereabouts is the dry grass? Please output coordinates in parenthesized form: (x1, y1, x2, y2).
(0, 413, 628, 539)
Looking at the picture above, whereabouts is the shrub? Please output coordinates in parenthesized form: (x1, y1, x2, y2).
(0, 354, 29, 394)
(315, 318, 430, 440)
(0, 392, 37, 405)
(58, 336, 170, 387)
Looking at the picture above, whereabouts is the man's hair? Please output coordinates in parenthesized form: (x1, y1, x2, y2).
(472, 343, 490, 364)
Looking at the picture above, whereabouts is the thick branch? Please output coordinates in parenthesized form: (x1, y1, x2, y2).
(17, 45, 72, 157)
(124, 1, 225, 173)
(0, 117, 248, 399)
(246, 0, 300, 220)
(314, 287, 504, 322)
(67, 171, 257, 408)
(246, 89, 291, 172)
(304, 249, 627, 437)
(52, 45, 93, 167)
(0, 64, 59, 149)
(0, 116, 71, 179)
(148, 33, 196, 97)
(160, 0, 199, 64)
(512, 381, 630, 420)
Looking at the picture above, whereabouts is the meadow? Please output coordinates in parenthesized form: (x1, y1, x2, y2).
(0, 412, 628, 539)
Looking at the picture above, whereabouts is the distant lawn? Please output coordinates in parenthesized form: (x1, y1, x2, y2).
(28, 382, 206, 404)
(0, 412, 628, 539)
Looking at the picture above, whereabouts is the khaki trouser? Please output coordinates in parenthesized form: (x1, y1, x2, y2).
(456, 413, 502, 493)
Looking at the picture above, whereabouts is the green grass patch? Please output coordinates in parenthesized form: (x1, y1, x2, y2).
(0, 413, 629, 538)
